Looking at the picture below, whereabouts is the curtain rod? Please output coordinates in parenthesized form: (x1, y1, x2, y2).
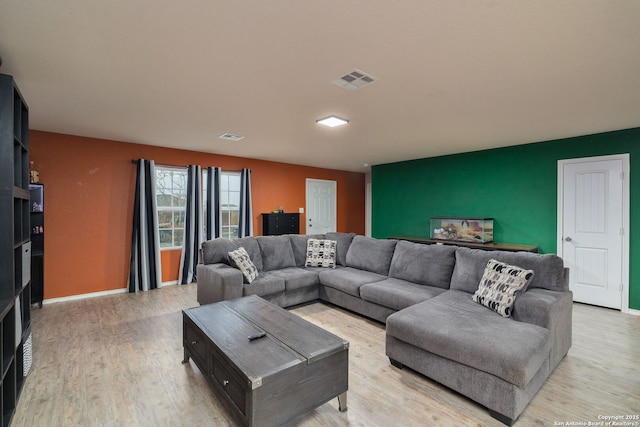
(130, 159, 187, 168)
(130, 159, 244, 172)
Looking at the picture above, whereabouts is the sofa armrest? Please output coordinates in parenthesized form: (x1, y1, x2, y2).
(196, 263, 243, 305)
(513, 288, 573, 367)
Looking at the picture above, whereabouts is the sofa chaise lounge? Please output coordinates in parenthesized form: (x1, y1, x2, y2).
(196, 233, 572, 425)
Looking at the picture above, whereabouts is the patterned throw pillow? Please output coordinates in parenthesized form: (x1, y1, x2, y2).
(228, 247, 258, 284)
(305, 239, 337, 268)
(472, 259, 534, 317)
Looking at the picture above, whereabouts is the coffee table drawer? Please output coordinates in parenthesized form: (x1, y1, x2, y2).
(212, 354, 248, 416)
(184, 320, 208, 368)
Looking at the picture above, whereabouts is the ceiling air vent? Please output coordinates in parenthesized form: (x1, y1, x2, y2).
(218, 133, 244, 141)
(331, 69, 377, 90)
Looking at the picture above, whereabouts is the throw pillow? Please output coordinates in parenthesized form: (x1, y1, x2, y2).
(472, 259, 534, 317)
(305, 239, 337, 268)
(228, 247, 258, 284)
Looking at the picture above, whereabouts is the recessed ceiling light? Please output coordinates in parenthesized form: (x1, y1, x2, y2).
(316, 115, 349, 128)
(218, 133, 244, 141)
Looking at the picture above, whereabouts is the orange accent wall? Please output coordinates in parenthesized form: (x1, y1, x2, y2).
(30, 130, 365, 299)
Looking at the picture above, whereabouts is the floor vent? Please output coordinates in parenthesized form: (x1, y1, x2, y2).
(331, 69, 377, 90)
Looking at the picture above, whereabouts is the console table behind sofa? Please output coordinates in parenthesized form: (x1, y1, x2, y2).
(387, 236, 538, 253)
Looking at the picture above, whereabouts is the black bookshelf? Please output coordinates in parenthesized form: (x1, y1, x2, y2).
(0, 73, 33, 426)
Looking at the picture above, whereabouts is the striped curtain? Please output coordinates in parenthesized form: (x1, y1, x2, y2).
(206, 166, 222, 240)
(178, 165, 202, 284)
(237, 168, 253, 237)
(128, 159, 162, 292)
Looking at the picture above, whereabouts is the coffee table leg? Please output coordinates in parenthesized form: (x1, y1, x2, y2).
(337, 392, 347, 412)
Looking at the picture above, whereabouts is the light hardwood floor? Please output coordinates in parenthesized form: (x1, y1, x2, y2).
(12, 284, 640, 427)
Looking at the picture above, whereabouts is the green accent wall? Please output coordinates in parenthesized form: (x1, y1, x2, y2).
(372, 127, 639, 310)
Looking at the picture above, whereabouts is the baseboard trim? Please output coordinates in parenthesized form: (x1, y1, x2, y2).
(160, 280, 178, 287)
(625, 307, 640, 316)
(41, 281, 181, 305)
(42, 288, 128, 305)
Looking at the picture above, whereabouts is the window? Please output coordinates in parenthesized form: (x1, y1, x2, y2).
(221, 171, 241, 239)
(202, 170, 241, 239)
(156, 167, 187, 248)
(155, 167, 241, 247)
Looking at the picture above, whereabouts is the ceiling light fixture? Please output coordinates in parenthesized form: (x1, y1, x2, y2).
(316, 115, 349, 128)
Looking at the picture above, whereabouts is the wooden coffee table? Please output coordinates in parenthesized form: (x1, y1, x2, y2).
(182, 295, 349, 426)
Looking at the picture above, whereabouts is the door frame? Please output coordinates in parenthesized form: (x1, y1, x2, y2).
(305, 178, 337, 233)
(557, 154, 630, 312)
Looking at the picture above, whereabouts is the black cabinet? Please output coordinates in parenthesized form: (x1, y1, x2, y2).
(0, 73, 32, 426)
(262, 213, 300, 236)
(29, 184, 44, 307)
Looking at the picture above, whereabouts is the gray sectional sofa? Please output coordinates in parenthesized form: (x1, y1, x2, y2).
(196, 233, 572, 425)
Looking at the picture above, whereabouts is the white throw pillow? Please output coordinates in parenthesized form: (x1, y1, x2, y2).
(228, 247, 258, 284)
(305, 239, 337, 268)
(472, 259, 534, 317)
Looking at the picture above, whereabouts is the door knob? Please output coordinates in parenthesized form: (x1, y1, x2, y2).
(565, 237, 572, 242)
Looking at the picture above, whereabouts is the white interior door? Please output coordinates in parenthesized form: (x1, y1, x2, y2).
(558, 155, 628, 310)
(306, 179, 336, 234)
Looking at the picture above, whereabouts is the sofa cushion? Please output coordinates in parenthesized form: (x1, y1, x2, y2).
(386, 290, 551, 387)
(235, 236, 263, 271)
(201, 238, 237, 265)
(257, 236, 296, 271)
(325, 232, 355, 266)
(388, 241, 456, 289)
(228, 247, 258, 284)
(450, 247, 566, 293)
(360, 278, 447, 311)
(473, 259, 534, 317)
(289, 234, 325, 266)
(319, 266, 387, 297)
(305, 239, 337, 268)
(242, 272, 285, 297)
(268, 267, 321, 291)
(346, 236, 398, 276)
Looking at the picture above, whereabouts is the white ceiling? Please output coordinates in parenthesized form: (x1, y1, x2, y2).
(1, 1, 639, 172)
